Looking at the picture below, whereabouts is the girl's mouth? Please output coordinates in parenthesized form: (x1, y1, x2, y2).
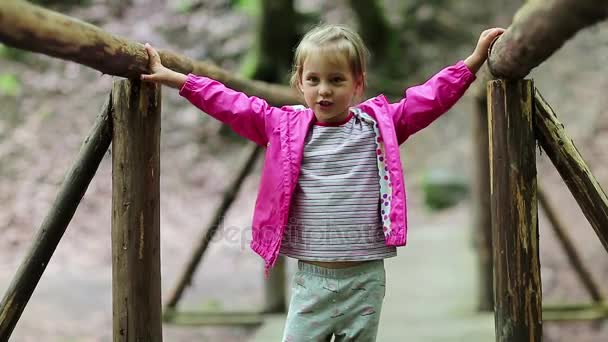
(318, 100, 333, 108)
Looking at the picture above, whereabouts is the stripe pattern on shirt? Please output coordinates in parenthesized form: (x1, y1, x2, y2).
(280, 111, 397, 262)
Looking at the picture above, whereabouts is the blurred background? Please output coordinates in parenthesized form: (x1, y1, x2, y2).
(1, 0, 607, 341)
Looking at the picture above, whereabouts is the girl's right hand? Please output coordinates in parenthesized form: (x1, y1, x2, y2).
(464, 27, 505, 74)
(141, 43, 167, 81)
(140, 43, 187, 89)
(140, 43, 187, 88)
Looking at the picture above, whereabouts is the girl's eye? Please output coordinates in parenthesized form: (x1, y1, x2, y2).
(306, 77, 319, 84)
(332, 77, 344, 83)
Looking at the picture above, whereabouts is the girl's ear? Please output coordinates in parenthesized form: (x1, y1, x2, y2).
(355, 74, 365, 97)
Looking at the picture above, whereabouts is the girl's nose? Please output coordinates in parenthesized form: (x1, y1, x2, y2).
(319, 83, 332, 96)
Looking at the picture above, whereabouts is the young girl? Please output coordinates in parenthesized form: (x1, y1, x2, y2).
(142, 24, 503, 342)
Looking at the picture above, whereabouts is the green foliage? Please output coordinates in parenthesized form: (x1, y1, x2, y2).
(420, 169, 468, 211)
(233, 0, 261, 17)
(239, 47, 259, 79)
(0, 73, 21, 97)
(0, 44, 30, 62)
(172, 0, 197, 14)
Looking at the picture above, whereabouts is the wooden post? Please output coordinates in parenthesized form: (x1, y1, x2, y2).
(534, 91, 608, 253)
(472, 80, 494, 312)
(0, 98, 113, 340)
(487, 79, 542, 341)
(111, 79, 162, 342)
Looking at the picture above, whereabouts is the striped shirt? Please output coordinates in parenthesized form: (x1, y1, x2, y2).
(279, 111, 397, 262)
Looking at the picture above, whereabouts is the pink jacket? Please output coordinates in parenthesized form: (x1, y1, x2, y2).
(179, 61, 476, 273)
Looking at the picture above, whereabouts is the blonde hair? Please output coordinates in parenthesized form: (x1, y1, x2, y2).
(290, 24, 370, 93)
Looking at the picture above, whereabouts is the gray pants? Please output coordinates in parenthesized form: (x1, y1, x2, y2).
(282, 260, 386, 342)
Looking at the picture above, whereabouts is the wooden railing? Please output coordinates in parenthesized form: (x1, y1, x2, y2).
(472, 1, 608, 340)
(0, 78, 166, 341)
(0, 1, 294, 340)
(1, 0, 608, 341)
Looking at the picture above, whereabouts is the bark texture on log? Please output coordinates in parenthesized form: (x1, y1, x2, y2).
(0, 0, 300, 106)
(534, 91, 608, 253)
(111, 79, 162, 342)
(0, 97, 112, 341)
(488, 79, 542, 342)
(487, 0, 608, 79)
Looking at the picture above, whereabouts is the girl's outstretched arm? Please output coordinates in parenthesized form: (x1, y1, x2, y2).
(140, 43, 187, 88)
(387, 27, 504, 143)
(140, 43, 273, 147)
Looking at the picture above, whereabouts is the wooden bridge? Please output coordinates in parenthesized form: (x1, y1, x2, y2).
(1, 0, 608, 341)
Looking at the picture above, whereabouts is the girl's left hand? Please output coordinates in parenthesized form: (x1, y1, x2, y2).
(464, 27, 506, 73)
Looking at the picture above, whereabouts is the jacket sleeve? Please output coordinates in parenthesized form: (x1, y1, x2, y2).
(179, 74, 273, 146)
(388, 61, 476, 144)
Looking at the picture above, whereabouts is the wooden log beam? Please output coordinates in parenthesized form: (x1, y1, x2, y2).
(111, 79, 162, 342)
(0, 97, 113, 340)
(487, 0, 608, 79)
(488, 79, 542, 341)
(0, 0, 300, 106)
(534, 91, 608, 253)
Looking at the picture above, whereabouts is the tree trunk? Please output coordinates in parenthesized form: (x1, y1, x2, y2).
(223, 0, 299, 138)
(488, 79, 542, 342)
(251, 0, 299, 82)
(111, 79, 162, 342)
(534, 90, 608, 253)
(0, 97, 112, 341)
(348, 0, 393, 61)
(487, 0, 608, 78)
(348, 0, 406, 88)
(0, 0, 299, 106)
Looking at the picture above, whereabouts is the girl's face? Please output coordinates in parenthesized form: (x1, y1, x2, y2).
(299, 51, 362, 123)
